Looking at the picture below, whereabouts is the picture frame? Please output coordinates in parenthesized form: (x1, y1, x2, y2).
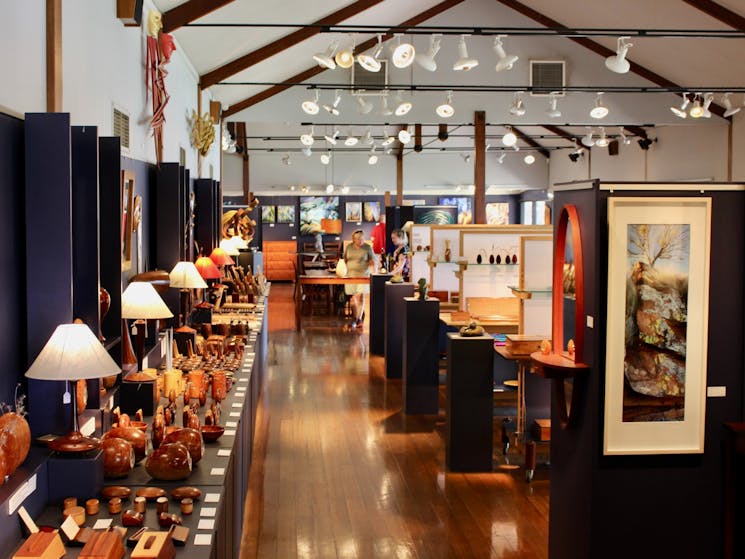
(299, 196, 339, 235)
(121, 169, 134, 271)
(276, 205, 295, 224)
(363, 201, 380, 222)
(345, 202, 362, 222)
(604, 197, 711, 455)
(486, 202, 510, 225)
(261, 205, 276, 224)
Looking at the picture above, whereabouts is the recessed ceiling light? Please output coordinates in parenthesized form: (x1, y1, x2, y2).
(313, 39, 339, 70)
(301, 90, 320, 115)
(416, 34, 441, 72)
(501, 126, 517, 147)
(605, 36, 632, 74)
(391, 35, 415, 69)
(436, 91, 455, 118)
(494, 35, 518, 72)
(453, 35, 479, 71)
(590, 92, 609, 119)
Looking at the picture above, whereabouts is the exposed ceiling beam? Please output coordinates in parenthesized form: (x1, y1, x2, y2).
(201, 0, 384, 88)
(681, 0, 745, 30)
(512, 126, 550, 157)
(494, 0, 730, 120)
(222, 0, 465, 118)
(162, 0, 236, 34)
(541, 124, 584, 148)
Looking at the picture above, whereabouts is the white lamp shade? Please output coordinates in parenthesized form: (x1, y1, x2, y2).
(169, 261, 209, 289)
(219, 238, 240, 257)
(121, 282, 174, 320)
(229, 235, 248, 250)
(25, 324, 120, 380)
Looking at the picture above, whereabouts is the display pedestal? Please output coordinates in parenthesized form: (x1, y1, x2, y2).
(369, 274, 391, 355)
(403, 297, 440, 414)
(47, 449, 103, 503)
(384, 282, 414, 379)
(446, 333, 494, 472)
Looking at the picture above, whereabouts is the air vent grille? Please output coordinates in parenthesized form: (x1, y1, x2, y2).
(529, 61, 565, 96)
(351, 60, 388, 96)
(112, 107, 130, 149)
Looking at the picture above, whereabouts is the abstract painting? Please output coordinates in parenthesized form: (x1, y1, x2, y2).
(439, 196, 473, 224)
(277, 205, 295, 224)
(413, 205, 457, 225)
(363, 201, 380, 222)
(486, 202, 510, 225)
(345, 202, 361, 222)
(261, 205, 276, 224)
(299, 196, 340, 235)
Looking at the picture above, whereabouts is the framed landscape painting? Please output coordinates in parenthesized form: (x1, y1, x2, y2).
(604, 197, 711, 455)
(345, 202, 362, 222)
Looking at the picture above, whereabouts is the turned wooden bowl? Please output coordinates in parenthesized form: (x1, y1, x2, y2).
(200, 425, 224, 443)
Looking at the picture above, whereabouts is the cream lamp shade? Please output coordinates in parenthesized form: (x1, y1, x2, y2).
(169, 261, 208, 289)
(229, 235, 248, 250)
(219, 238, 240, 257)
(25, 324, 120, 381)
(121, 282, 174, 320)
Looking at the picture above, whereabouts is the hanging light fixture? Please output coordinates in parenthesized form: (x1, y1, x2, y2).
(546, 92, 562, 118)
(362, 128, 374, 145)
(618, 127, 631, 145)
(391, 34, 416, 69)
(590, 92, 609, 119)
(723, 92, 741, 117)
(381, 127, 396, 146)
(581, 128, 595, 147)
(302, 145, 312, 157)
(689, 94, 705, 118)
(380, 95, 393, 116)
(356, 96, 373, 114)
(368, 145, 378, 165)
(494, 35, 519, 72)
(509, 92, 526, 117)
(335, 36, 355, 69)
(301, 90, 320, 115)
(595, 127, 609, 147)
(670, 93, 690, 119)
(320, 152, 332, 165)
(523, 154, 535, 165)
(436, 91, 455, 118)
(398, 127, 411, 145)
(497, 153, 506, 164)
(453, 35, 479, 71)
(357, 34, 384, 72)
(323, 89, 342, 116)
(605, 36, 633, 74)
(702, 92, 714, 118)
(300, 125, 315, 146)
(501, 126, 517, 147)
(344, 131, 359, 146)
(324, 129, 339, 145)
(416, 34, 441, 72)
(313, 39, 339, 70)
(394, 92, 412, 116)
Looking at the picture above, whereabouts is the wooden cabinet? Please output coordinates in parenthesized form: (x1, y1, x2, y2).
(262, 241, 296, 281)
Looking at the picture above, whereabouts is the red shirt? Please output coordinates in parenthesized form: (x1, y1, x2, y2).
(370, 222, 386, 255)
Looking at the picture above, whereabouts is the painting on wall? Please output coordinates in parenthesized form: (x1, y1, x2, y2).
(277, 205, 295, 224)
(299, 196, 340, 235)
(262, 205, 276, 224)
(413, 205, 458, 225)
(439, 196, 473, 224)
(486, 202, 510, 225)
(363, 202, 381, 222)
(345, 202, 362, 222)
(604, 197, 711, 455)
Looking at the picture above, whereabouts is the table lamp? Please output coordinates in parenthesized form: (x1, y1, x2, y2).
(219, 237, 240, 258)
(25, 323, 120, 453)
(169, 261, 207, 327)
(195, 255, 221, 283)
(209, 247, 235, 274)
(121, 282, 173, 372)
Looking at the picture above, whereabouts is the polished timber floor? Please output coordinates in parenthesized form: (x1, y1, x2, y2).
(241, 284, 549, 559)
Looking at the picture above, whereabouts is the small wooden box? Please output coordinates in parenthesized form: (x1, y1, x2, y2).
(131, 532, 176, 559)
(79, 531, 125, 559)
(13, 532, 65, 559)
(505, 334, 546, 355)
(533, 418, 551, 441)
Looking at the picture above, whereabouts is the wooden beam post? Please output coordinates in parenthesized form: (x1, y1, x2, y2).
(162, 0, 236, 33)
(396, 153, 403, 207)
(384, 191, 391, 208)
(474, 111, 486, 224)
(46, 0, 62, 112)
(235, 122, 249, 205)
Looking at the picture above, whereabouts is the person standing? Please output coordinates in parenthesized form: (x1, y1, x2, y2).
(343, 230, 376, 328)
(389, 228, 410, 282)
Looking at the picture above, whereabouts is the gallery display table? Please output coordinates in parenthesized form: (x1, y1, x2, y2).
(403, 297, 440, 414)
(384, 282, 415, 379)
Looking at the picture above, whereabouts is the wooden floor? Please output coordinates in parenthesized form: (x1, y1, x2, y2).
(241, 284, 549, 559)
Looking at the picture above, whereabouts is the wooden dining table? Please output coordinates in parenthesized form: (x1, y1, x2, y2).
(294, 274, 370, 330)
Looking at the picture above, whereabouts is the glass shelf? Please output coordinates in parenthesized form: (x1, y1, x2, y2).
(508, 286, 552, 299)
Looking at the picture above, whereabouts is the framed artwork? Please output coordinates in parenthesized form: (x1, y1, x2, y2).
(486, 202, 510, 225)
(345, 202, 362, 222)
(604, 197, 711, 455)
(413, 205, 457, 225)
(276, 205, 295, 224)
(299, 196, 340, 235)
(262, 205, 276, 224)
(438, 196, 473, 224)
(363, 201, 380, 222)
(121, 169, 134, 271)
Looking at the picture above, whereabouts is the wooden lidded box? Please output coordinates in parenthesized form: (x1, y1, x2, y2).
(79, 531, 125, 559)
(12, 532, 65, 559)
(504, 334, 546, 355)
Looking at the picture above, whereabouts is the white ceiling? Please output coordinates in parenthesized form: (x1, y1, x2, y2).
(154, 0, 745, 194)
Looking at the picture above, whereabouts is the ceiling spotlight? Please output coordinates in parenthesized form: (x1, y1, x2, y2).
(605, 36, 633, 74)
(416, 34, 441, 72)
(324, 129, 339, 145)
(323, 89, 342, 116)
(282, 153, 291, 165)
(670, 94, 690, 119)
(453, 35, 479, 71)
(460, 152, 472, 164)
(357, 96, 373, 114)
(689, 94, 704, 118)
(326, 184, 334, 194)
(301, 90, 320, 115)
(391, 34, 416, 69)
(341, 185, 350, 194)
(344, 132, 359, 146)
(381, 127, 396, 146)
(595, 127, 609, 147)
(618, 127, 631, 145)
(638, 137, 654, 150)
(380, 95, 393, 116)
(313, 39, 339, 70)
(320, 152, 332, 165)
(509, 92, 526, 117)
(512, 144, 520, 152)
(302, 146, 312, 157)
(702, 92, 714, 118)
(357, 34, 383, 72)
(581, 129, 595, 147)
(362, 128, 374, 145)
(590, 92, 609, 119)
(398, 128, 411, 144)
(394, 92, 412, 116)
(501, 126, 517, 147)
(289, 185, 296, 191)
(723, 92, 741, 117)
(497, 153, 506, 164)
(436, 91, 455, 118)
(494, 35, 519, 72)
(523, 154, 535, 165)
(301, 185, 309, 193)
(335, 37, 355, 69)
(300, 125, 315, 146)
(546, 92, 562, 118)
(568, 151, 582, 163)
(368, 145, 378, 165)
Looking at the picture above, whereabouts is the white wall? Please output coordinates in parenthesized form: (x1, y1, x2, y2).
(0, 0, 219, 180)
(731, 111, 745, 181)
